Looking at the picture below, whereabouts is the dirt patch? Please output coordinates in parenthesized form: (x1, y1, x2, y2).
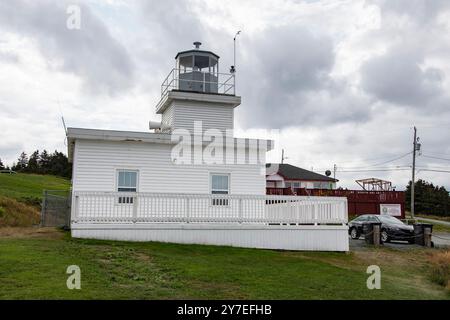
(0, 227, 64, 239)
(353, 249, 428, 268)
(135, 252, 153, 262)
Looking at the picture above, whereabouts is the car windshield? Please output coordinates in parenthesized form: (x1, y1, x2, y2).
(378, 215, 404, 225)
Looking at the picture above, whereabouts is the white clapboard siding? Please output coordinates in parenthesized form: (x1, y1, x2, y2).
(72, 224, 349, 252)
(170, 102, 234, 133)
(72, 140, 266, 194)
(161, 104, 173, 132)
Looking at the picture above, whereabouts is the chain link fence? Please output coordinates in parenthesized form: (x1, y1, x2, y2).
(40, 190, 71, 228)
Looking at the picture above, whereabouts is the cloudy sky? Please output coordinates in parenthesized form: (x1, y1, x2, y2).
(1, 0, 450, 190)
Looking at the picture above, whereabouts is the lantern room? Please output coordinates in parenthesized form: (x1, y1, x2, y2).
(175, 41, 219, 93)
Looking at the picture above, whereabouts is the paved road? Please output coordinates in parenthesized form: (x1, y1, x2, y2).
(416, 217, 450, 227)
(349, 232, 450, 250)
(432, 233, 450, 248)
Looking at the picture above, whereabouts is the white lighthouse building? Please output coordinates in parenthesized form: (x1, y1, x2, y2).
(66, 43, 348, 251)
(68, 42, 269, 196)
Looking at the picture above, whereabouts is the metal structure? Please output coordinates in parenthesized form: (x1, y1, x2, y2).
(41, 190, 71, 228)
(161, 68, 235, 97)
(356, 178, 393, 191)
(161, 42, 235, 97)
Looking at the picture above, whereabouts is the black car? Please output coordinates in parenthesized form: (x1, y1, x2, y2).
(348, 214, 415, 243)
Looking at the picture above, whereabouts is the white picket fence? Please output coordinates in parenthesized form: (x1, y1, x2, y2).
(72, 192, 347, 225)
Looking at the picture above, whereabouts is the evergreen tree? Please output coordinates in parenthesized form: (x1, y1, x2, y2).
(406, 179, 450, 217)
(39, 150, 50, 174)
(27, 150, 40, 173)
(16, 152, 28, 171)
(0, 158, 5, 170)
(8, 149, 71, 178)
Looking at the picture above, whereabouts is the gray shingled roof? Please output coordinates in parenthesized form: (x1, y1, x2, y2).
(266, 163, 338, 182)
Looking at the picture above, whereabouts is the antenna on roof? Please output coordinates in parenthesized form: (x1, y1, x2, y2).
(57, 99, 68, 147)
(61, 116, 67, 135)
(57, 99, 68, 135)
(232, 30, 241, 73)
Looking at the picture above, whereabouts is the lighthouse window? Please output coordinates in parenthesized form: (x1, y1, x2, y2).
(211, 173, 230, 206)
(194, 55, 210, 70)
(117, 170, 138, 204)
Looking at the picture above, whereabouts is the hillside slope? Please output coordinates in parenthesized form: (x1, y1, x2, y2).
(0, 196, 40, 227)
(0, 173, 70, 202)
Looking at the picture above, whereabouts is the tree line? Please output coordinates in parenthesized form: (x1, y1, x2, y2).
(0, 150, 72, 178)
(406, 179, 450, 217)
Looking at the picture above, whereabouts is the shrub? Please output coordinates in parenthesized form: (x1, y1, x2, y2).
(429, 250, 450, 290)
(20, 196, 42, 209)
(0, 196, 40, 227)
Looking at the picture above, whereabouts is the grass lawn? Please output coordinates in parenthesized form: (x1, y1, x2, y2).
(404, 213, 450, 233)
(0, 228, 448, 300)
(0, 173, 70, 201)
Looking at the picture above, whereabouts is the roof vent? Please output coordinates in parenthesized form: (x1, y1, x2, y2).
(193, 41, 202, 49)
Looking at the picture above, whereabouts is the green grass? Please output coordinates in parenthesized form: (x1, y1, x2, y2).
(0, 173, 70, 202)
(0, 229, 448, 300)
(404, 213, 450, 233)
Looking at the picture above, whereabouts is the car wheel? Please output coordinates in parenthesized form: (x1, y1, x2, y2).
(381, 229, 389, 243)
(350, 227, 359, 240)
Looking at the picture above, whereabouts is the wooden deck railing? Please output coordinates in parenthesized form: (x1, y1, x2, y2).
(72, 192, 348, 225)
(266, 188, 405, 217)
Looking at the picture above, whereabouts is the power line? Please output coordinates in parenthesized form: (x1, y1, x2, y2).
(369, 151, 413, 167)
(337, 168, 411, 173)
(319, 152, 413, 171)
(422, 154, 450, 162)
(418, 169, 450, 174)
(422, 151, 450, 157)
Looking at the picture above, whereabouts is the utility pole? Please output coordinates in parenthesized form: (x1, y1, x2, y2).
(411, 126, 417, 219)
(333, 164, 337, 181)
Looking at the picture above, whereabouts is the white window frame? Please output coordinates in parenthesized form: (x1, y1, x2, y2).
(210, 173, 230, 206)
(210, 173, 230, 194)
(116, 169, 139, 204)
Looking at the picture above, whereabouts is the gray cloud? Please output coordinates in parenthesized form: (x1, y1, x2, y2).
(372, 0, 450, 25)
(255, 27, 334, 93)
(0, 51, 19, 64)
(236, 26, 372, 128)
(0, 0, 135, 95)
(361, 47, 445, 107)
(137, 0, 206, 69)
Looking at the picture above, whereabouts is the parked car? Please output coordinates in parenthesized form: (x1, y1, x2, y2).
(348, 214, 415, 243)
